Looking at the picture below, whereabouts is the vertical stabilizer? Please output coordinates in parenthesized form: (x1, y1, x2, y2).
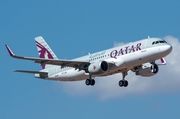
(35, 36, 58, 69)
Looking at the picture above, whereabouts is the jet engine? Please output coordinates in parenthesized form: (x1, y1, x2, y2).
(133, 63, 159, 77)
(87, 61, 109, 74)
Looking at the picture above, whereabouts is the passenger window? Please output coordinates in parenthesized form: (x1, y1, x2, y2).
(155, 41, 159, 44)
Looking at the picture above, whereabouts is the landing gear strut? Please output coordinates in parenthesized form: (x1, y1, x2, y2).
(119, 72, 128, 87)
(85, 75, 95, 86)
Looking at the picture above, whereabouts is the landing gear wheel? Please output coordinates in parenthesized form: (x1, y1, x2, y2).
(85, 79, 95, 86)
(124, 80, 128, 87)
(119, 80, 124, 87)
(85, 79, 91, 85)
(91, 79, 95, 86)
(119, 80, 128, 87)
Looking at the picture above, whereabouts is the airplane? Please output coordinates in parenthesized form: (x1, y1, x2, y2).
(5, 36, 172, 87)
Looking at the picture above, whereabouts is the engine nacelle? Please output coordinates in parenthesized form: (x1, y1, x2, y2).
(88, 61, 109, 74)
(134, 63, 159, 77)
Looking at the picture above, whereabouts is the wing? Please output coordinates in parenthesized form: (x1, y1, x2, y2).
(5, 45, 89, 68)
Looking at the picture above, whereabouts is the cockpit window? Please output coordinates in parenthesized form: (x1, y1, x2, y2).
(163, 39, 167, 43)
(152, 40, 167, 45)
(159, 41, 165, 43)
(156, 41, 159, 44)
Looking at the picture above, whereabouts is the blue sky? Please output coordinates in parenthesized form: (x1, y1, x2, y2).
(1, 1, 180, 119)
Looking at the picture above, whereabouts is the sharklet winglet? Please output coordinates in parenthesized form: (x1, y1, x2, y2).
(157, 58, 167, 65)
(5, 45, 15, 57)
(160, 58, 166, 65)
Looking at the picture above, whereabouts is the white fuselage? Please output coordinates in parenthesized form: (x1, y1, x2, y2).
(37, 38, 172, 81)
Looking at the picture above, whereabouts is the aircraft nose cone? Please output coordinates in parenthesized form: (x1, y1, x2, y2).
(165, 44, 173, 54)
(168, 44, 172, 52)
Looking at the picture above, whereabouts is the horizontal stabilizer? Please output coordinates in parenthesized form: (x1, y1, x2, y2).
(14, 70, 48, 74)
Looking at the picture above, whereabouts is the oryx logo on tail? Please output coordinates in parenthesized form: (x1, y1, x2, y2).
(36, 41, 54, 59)
(35, 36, 58, 69)
(36, 41, 54, 69)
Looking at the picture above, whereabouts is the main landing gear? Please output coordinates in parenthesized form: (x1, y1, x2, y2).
(85, 75, 95, 86)
(119, 72, 128, 87)
(85, 72, 129, 87)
